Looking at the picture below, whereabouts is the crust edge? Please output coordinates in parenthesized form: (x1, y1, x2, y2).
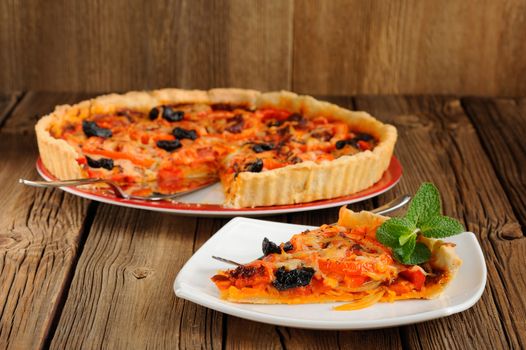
(35, 105, 85, 180)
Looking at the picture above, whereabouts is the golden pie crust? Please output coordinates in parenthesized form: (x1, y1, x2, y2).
(35, 89, 397, 208)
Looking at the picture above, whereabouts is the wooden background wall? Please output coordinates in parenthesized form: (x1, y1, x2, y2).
(1, 0, 526, 96)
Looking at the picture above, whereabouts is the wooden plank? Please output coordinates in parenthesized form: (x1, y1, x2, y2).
(353, 96, 525, 349)
(462, 97, 526, 229)
(0, 92, 95, 349)
(49, 206, 205, 348)
(0, 0, 293, 93)
(293, 0, 526, 96)
(0, 92, 23, 128)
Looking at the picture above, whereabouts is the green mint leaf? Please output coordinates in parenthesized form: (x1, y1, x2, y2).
(376, 217, 416, 248)
(398, 229, 417, 246)
(398, 242, 431, 265)
(420, 215, 465, 238)
(405, 183, 441, 226)
(393, 234, 416, 261)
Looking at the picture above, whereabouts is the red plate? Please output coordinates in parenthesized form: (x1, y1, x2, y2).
(36, 156, 402, 217)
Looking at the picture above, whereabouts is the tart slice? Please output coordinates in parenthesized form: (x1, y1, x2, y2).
(35, 88, 397, 207)
(211, 206, 462, 309)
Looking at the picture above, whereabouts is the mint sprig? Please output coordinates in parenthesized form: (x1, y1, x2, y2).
(376, 183, 465, 265)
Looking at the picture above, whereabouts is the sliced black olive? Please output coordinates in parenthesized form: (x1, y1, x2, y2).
(354, 133, 374, 142)
(283, 241, 294, 252)
(82, 120, 112, 138)
(335, 140, 347, 149)
(156, 139, 182, 152)
(336, 138, 361, 149)
(252, 143, 274, 153)
(148, 107, 159, 120)
(262, 238, 282, 256)
(245, 158, 263, 173)
(172, 127, 197, 140)
(162, 106, 184, 122)
(86, 156, 114, 170)
(272, 267, 315, 291)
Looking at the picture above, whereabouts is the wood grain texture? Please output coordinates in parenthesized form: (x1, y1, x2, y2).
(293, 0, 526, 96)
(0, 92, 93, 349)
(354, 96, 525, 349)
(0, 0, 293, 93)
(49, 206, 207, 349)
(3, 1, 526, 95)
(462, 98, 526, 230)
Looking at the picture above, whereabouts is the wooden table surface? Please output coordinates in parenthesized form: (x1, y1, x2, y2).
(0, 92, 524, 349)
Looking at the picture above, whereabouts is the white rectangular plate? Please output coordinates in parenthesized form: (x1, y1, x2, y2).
(174, 217, 487, 330)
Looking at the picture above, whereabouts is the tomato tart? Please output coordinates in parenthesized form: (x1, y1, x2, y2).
(35, 89, 397, 208)
(211, 207, 462, 309)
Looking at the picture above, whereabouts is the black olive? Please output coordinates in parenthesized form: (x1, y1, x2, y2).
(272, 267, 315, 291)
(162, 106, 184, 122)
(86, 156, 114, 170)
(148, 107, 159, 120)
(283, 241, 294, 252)
(336, 138, 362, 149)
(262, 238, 282, 256)
(335, 140, 347, 149)
(172, 127, 197, 140)
(252, 143, 274, 153)
(245, 158, 263, 173)
(355, 133, 374, 142)
(156, 139, 182, 152)
(82, 120, 112, 138)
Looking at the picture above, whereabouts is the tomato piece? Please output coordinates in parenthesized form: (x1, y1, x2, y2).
(263, 158, 286, 170)
(399, 267, 426, 291)
(318, 259, 365, 276)
(357, 140, 372, 151)
(82, 146, 154, 168)
(343, 275, 368, 288)
(157, 168, 184, 192)
(259, 108, 291, 121)
(109, 173, 137, 183)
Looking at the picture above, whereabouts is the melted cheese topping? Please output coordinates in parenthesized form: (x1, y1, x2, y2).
(212, 224, 454, 308)
(54, 104, 377, 196)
